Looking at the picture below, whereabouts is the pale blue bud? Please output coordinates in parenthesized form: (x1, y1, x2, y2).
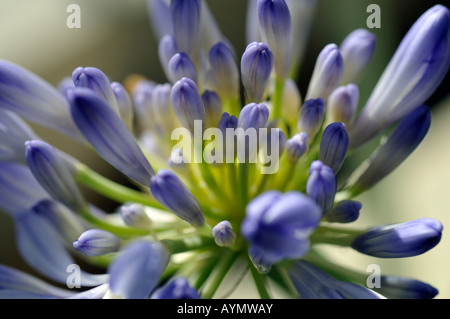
(168, 52, 197, 84)
(212, 220, 236, 247)
(319, 122, 349, 174)
(120, 203, 153, 230)
(285, 132, 308, 163)
(297, 98, 325, 143)
(73, 229, 121, 257)
(170, 0, 201, 55)
(325, 200, 361, 223)
(326, 84, 359, 127)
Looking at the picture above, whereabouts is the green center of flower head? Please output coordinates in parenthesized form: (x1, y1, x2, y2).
(0, 0, 448, 300)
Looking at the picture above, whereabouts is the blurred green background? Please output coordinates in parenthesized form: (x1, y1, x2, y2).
(0, 0, 449, 298)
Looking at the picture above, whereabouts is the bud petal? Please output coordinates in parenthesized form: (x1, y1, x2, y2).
(306, 160, 336, 216)
(212, 220, 236, 247)
(285, 132, 308, 164)
(73, 229, 121, 257)
(168, 52, 197, 84)
(297, 98, 325, 143)
(326, 84, 359, 127)
(319, 122, 349, 174)
(151, 277, 200, 299)
(120, 203, 153, 230)
(325, 200, 361, 223)
(170, 0, 201, 55)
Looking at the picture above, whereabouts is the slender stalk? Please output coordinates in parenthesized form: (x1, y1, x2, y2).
(161, 235, 216, 254)
(271, 77, 285, 121)
(238, 162, 249, 210)
(75, 164, 163, 209)
(248, 259, 271, 299)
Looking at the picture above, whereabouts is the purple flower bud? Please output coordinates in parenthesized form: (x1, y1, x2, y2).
(202, 90, 223, 128)
(68, 88, 155, 186)
(208, 42, 240, 100)
(72, 67, 119, 114)
(257, 0, 292, 78)
(212, 220, 236, 247)
(152, 83, 177, 135)
(73, 229, 121, 257)
(120, 203, 152, 230)
(158, 35, 179, 80)
(217, 112, 238, 161)
(350, 5, 450, 148)
(238, 102, 269, 131)
(0, 60, 82, 140)
(108, 241, 170, 299)
(25, 140, 85, 212)
(306, 44, 344, 101)
(132, 80, 157, 131)
(306, 160, 336, 216)
(288, 260, 384, 299)
(149, 169, 204, 227)
(241, 42, 274, 102)
(241, 191, 321, 269)
(351, 218, 442, 258)
(319, 122, 349, 174)
(325, 200, 361, 223)
(171, 77, 206, 134)
(326, 84, 359, 127)
(375, 276, 438, 299)
(170, 0, 201, 55)
(111, 82, 134, 130)
(148, 0, 173, 39)
(285, 132, 308, 163)
(340, 29, 376, 84)
(151, 277, 200, 299)
(168, 52, 198, 84)
(355, 105, 431, 191)
(297, 98, 325, 143)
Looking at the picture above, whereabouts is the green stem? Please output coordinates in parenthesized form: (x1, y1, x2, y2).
(310, 225, 363, 247)
(271, 77, 285, 121)
(248, 260, 271, 299)
(200, 250, 239, 299)
(161, 235, 216, 254)
(192, 253, 221, 290)
(75, 164, 163, 209)
(238, 162, 249, 211)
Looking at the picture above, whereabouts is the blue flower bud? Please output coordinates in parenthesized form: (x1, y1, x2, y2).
(257, 0, 292, 79)
(108, 241, 170, 299)
(350, 5, 450, 147)
(354, 105, 431, 191)
(208, 42, 240, 101)
(202, 90, 223, 129)
(73, 229, 121, 257)
(375, 276, 438, 299)
(288, 260, 384, 299)
(352, 218, 443, 258)
(25, 140, 85, 212)
(132, 80, 157, 131)
(217, 112, 238, 161)
(285, 132, 308, 164)
(297, 98, 325, 143)
(168, 52, 197, 84)
(158, 35, 179, 81)
(150, 169, 205, 227)
(170, 0, 201, 55)
(148, 0, 173, 39)
(325, 200, 361, 223)
(319, 122, 349, 174)
(151, 277, 200, 299)
(306, 44, 344, 101)
(152, 83, 178, 136)
(72, 67, 119, 114)
(0, 109, 37, 163)
(238, 102, 269, 131)
(0, 60, 82, 140)
(340, 29, 376, 84)
(241, 42, 274, 102)
(57, 77, 75, 99)
(212, 220, 236, 247)
(326, 84, 359, 127)
(171, 77, 206, 134)
(241, 191, 321, 269)
(120, 203, 153, 230)
(111, 81, 134, 130)
(68, 88, 155, 186)
(306, 160, 336, 216)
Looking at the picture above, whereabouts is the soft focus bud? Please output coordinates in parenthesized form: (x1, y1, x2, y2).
(171, 77, 206, 134)
(151, 277, 200, 299)
(306, 160, 336, 216)
(297, 98, 325, 143)
(325, 200, 361, 223)
(375, 276, 438, 299)
(158, 35, 179, 80)
(73, 229, 121, 257)
(326, 84, 359, 127)
(170, 0, 201, 55)
(241, 42, 274, 102)
(149, 169, 205, 227)
(168, 52, 198, 84)
(281, 78, 302, 129)
(212, 220, 236, 247)
(120, 203, 153, 230)
(340, 29, 376, 84)
(306, 44, 344, 101)
(202, 90, 223, 128)
(319, 122, 349, 174)
(257, 0, 292, 79)
(285, 132, 308, 164)
(350, 5, 450, 148)
(111, 82, 134, 130)
(351, 218, 443, 258)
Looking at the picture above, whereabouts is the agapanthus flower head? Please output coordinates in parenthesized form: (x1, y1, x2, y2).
(0, 1, 448, 301)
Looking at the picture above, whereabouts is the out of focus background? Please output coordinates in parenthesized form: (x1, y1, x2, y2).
(0, 0, 449, 298)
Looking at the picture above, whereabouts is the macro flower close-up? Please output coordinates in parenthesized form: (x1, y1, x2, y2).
(0, 0, 449, 301)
